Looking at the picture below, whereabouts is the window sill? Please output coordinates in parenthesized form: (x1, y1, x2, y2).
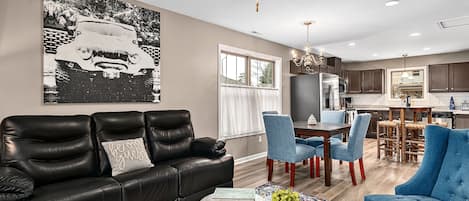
(220, 131, 265, 140)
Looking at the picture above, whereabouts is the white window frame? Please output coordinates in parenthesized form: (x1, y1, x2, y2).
(386, 66, 428, 104)
(217, 44, 283, 140)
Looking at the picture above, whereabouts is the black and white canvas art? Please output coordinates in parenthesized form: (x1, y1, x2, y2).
(43, 0, 161, 103)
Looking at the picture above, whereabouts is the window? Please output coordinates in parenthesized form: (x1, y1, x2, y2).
(218, 45, 281, 139)
(220, 52, 275, 88)
(390, 69, 425, 99)
(220, 53, 247, 85)
(251, 59, 274, 88)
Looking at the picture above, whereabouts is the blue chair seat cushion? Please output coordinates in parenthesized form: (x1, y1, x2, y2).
(315, 141, 355, 161)
(293, 144, 316, 163)
(297, 136, 342, 147)
(365, 195, 440, 201)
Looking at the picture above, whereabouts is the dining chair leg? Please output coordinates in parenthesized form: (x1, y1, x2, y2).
(290, 163, 296, 187)
(267, 159, 273, 181)
(309, 158, 315, 178)
(349, 162, 357, 186)
(315, 157, 320, 177)
(359, 158, 366, 180)
(285, 162, 289, 173)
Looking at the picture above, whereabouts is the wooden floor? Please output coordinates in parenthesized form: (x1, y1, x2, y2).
(233, 139, 421, 201)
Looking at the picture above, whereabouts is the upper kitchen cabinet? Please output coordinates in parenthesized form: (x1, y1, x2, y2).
(345, 70, 362, 94)
(449, 62, 469, 92)
(428, 62, 469, 92)
(362, 69, 384, 93)
(429, 64, 449, 92)
(345, 69, 384, 94)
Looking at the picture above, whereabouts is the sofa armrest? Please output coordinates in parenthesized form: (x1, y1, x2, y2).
(395, 125, 450, 196)
(191, 137, 226, 158)
(0, 166, 34, 201)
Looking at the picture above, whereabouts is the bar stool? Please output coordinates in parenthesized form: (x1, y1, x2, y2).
(403, 122, 426, 162)
(377, 120, 400, 161)
(403, 121, 449, 162)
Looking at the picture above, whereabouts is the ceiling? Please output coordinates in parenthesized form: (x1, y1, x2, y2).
(141, 0, 469, 62)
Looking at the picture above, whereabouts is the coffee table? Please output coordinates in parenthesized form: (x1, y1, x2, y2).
(201, 183, 326, 201)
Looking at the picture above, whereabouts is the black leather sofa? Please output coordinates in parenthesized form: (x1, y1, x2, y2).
(0, 110, 234, 201)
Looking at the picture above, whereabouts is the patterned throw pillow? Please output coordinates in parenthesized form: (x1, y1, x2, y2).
(102, 138, 154, 176)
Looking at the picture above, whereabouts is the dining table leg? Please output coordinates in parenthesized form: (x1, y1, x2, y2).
(324, 135, 332, 186)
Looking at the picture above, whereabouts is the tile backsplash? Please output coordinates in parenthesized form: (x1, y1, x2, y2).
(347, 92, 469, 109)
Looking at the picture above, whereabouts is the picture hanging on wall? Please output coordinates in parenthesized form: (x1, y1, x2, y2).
(43, 0, 161, 103)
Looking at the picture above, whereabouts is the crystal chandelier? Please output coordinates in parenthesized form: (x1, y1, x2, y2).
(292, 21, 325, 68)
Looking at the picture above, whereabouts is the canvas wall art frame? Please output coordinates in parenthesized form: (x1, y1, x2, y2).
(43, 0, 161, 103)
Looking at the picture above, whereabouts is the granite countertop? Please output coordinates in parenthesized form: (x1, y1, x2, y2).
(351, 105, 469, 114)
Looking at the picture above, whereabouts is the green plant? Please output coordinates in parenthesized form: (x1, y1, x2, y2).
(271, 189, 300, 201)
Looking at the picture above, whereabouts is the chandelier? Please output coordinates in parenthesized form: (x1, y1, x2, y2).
(292, 21, 326, 68)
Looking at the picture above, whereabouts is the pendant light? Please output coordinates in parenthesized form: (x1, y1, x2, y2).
(401, 54, 410, 78)
(256, 0, 259, 13)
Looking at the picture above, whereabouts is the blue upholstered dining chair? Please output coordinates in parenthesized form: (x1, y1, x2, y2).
(299, 111, 346, 147)
(365, 125, 469, 201)
(315, 113, 371, 185)
(263, 114, 316, 187)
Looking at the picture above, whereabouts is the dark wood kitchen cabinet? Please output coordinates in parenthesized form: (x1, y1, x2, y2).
(429, 62, 469, 92)
(429, 64, 449, 92)
(345, 71, 362, 94)
(449, 63, 469, 92)
(361, 69, 384, 93)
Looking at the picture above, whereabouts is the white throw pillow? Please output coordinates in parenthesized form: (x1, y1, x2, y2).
(102, 138, 154, 176)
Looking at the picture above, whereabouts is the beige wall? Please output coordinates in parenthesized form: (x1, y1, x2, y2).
(343, 50, 469, 70)
(0, 0, 293, 159)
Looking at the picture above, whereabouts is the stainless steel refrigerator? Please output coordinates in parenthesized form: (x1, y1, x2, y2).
(290, 73, 341, 122)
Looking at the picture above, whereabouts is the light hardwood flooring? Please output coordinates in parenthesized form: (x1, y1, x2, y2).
(233, 139, 421, 201)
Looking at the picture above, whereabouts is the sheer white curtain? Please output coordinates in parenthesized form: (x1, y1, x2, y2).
(220, 86, 281, 139)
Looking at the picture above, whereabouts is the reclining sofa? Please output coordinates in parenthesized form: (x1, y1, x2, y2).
(0, 110, 233, 201)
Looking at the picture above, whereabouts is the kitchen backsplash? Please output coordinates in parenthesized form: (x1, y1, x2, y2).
(347, 92, 469, 109)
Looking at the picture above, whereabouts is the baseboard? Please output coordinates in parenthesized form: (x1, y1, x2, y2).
(234, 152, 267, 165)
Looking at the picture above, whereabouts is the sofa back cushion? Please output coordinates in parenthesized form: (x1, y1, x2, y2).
(431, 129, 469, 200)
(145, 110, 194, 162)
(92, 111, 148, 175)
(0, 115, 98, 186)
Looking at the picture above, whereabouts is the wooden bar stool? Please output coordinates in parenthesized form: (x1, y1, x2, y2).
(403, 122, 426, 162)
(403, 122, 449, 163)
(377, 120, 400, 161)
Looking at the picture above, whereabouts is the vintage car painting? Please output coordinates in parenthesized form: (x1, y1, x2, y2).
(54, 16, 156, 103)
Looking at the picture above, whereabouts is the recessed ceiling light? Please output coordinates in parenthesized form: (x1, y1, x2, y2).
(348, 42, 356, 47)
(423, 47, 431, 51)
(385, 0, 400, 7)
(409, 32, 422, 37)
(372, 53, 379, 57)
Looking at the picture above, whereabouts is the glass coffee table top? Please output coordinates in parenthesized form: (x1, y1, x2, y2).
(201, 183, 326, 201)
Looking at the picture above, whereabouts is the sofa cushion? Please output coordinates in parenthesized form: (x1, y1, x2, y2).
(365, 195, 440, 201)
(29, 177, 121, 201)
(431, 129, 469, 201)
(0, 115, 98, 186)
(102, 138, 154, 176)
(92, 111, 149, 175)
(144, 110, 194, 162)
(159, 155, 234, 197)
(113, 165, 178, 201)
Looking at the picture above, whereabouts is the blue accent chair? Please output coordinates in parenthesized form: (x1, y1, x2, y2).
(365, 125, 469, 201)
(263, 114, 316, 187)
(299, 111, 346, 147)
(315, 113, 371, 185)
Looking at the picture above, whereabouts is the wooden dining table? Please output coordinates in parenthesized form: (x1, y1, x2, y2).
(293, 122, 351, 186)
